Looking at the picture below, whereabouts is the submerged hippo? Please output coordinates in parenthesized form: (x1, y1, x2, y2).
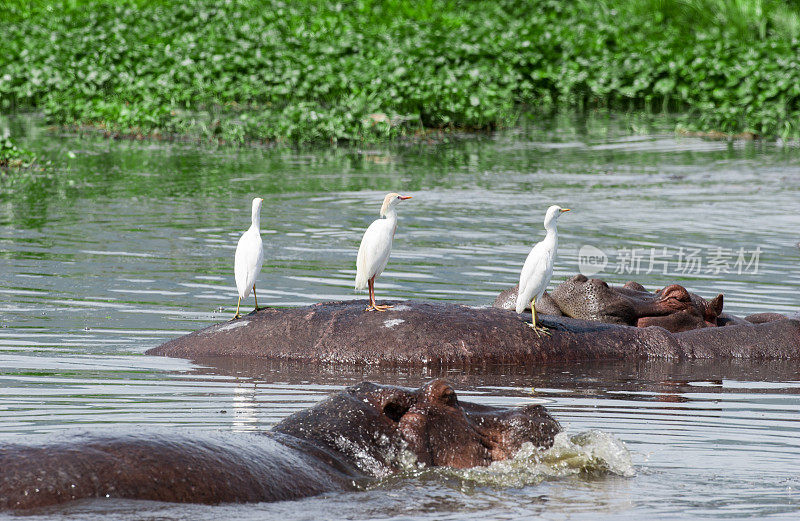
(148, 298, 800, 363)
(494, 274, 725, 333)
(0, 380, 559, 510)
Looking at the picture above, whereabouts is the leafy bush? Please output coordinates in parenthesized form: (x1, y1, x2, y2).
(1, 0, 799, 143)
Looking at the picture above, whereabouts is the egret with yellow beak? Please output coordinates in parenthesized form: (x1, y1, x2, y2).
(355, 192, 412, 311)
(233, 197, 264, 319)
(515, 205, 570, 335)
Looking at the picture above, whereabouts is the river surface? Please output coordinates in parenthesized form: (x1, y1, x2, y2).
(1, 114, 799, 519)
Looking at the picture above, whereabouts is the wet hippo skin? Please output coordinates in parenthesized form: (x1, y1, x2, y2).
(146, 299, 800, 363)
(0, 380, 560, 510)
(494, 274, 724, 332)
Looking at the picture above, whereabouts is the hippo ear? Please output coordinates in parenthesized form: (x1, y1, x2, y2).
(709, 294, 724, 316)
(623, 281, 647, 292)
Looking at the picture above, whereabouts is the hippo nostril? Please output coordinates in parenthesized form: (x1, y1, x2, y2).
(661, 284, 691, 302)
(383, 402, 409, 423)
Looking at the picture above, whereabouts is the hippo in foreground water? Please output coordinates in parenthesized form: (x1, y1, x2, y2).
(0, 380, 559, 510)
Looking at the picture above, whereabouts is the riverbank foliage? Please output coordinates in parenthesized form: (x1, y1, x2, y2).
(2, 0, 799, 143)
(0, 134, 35, 169)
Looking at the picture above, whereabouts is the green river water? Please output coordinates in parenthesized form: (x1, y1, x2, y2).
(1, 114, 799, 519)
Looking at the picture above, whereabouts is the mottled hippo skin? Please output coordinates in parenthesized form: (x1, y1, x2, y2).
(147, 299, 800, 363)
(494, 274, 724, 332)
(0, 380, 560, 510)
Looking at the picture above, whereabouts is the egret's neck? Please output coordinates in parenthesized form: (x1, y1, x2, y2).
(543, 222, 558, 248)
(251, 205, 261, 230)
(383, 207, 398, 233)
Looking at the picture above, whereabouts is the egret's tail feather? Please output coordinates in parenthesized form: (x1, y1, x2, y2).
(354, 272, 368, 291)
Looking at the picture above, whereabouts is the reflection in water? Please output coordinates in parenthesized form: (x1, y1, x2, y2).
(1, 114, 800, 519)
(232, 381, 259, 433)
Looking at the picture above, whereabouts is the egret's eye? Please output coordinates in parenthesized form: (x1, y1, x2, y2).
(396, 196, 401, 199)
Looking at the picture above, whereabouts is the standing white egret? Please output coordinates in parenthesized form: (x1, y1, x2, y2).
(515, 205, 570, 335)
(233, 197, 265, 319)
(355, 192, 412, 311)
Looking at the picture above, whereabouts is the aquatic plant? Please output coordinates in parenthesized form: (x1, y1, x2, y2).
(0, 132, 35, 169)
(1, 0, 799, 143)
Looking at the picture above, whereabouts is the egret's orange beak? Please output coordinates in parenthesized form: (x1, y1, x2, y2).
(399, 195, 412, 200)
(560, 208, 570, 213)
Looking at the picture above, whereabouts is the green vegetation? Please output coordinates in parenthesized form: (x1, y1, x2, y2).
(0, 133, 35, 169)
(1, 0, 799, 143)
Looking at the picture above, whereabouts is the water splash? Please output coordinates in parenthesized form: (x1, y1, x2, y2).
(544, 430, 635, 477)
(332, 431, 413, 479)
(441, 431, 633, 491)
(454, 430, 635, 488)
(366, 430, 634, 491)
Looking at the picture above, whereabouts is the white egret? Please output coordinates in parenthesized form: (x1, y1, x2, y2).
(515, 205, 570, 335)
(233, 197, 265, 319)
(355, 192, 412, 311)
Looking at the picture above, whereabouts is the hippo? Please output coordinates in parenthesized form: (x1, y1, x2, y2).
(147, 298, 800, 364)
(494, 274, 725, 333)
(0, 380, 560, 510)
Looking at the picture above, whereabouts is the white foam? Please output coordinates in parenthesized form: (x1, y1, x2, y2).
(441, 430, 635, 487)
(544, 430, 635, 478)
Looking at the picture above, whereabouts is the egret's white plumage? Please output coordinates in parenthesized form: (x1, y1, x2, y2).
(233, 197, 264, 318)
(515, 205, 570, 332)
(355, 192, 412, 311)
(355, 219, 394, 290)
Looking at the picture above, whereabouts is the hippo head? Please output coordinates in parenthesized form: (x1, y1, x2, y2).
(273, 380, 560, 475)
(552, 274, 723, 332)
(637, 284, 724, 330)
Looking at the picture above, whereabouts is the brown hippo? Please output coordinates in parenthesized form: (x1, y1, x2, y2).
(147, 299, 800, 363)
(494, 274, 724, 333)
(0, 380, 559, 510)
